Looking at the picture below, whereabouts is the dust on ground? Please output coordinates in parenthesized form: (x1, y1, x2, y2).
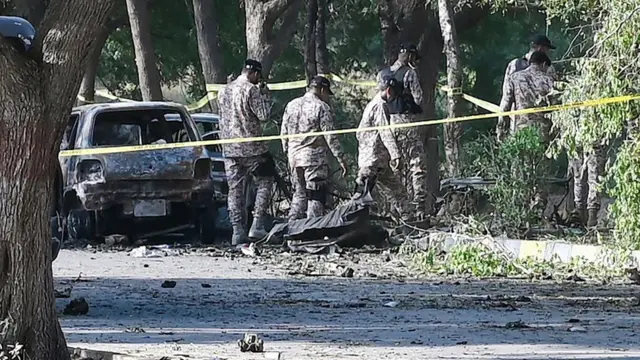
(55, 246, 640, 360)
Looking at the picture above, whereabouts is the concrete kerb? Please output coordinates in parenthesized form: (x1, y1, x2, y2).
(417, 231, 640, 268)
(69, 347, 142, 360)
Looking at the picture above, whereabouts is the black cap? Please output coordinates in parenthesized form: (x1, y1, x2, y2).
(399, 43, 421, 60)
(309, 75, 334, 95)
(531, 34, 556, 49)
(529, 51, 552, 66)
(244, 59, 263, 72)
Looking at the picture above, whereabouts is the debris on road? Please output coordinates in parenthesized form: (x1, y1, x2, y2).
(569, 325, 588, 332)
(504, 320, 529, 329)
(55, 283, 73, 298)
(131, 246, 163, 258)
(104, 234, 129, 247)
(340, 267, 355, 278)
(239, 243, 260, 257)
(161, 280, 177, 288)
(201, 283, 212, 288)
(238, 333, 264, 353)
(124, 327, 146, 333)
(63, 297, 89, 316)
(384, 301, 400, 308)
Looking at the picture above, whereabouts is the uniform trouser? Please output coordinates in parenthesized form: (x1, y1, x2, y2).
(569, 146, 606, 210)
(390, 114, 428, 213)
(289, 164, 329, 220)
(224, 156, 274, 227)
(357, 165, 411, 221)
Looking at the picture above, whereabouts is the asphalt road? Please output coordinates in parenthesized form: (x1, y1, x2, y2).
(54, 247, 640, 360)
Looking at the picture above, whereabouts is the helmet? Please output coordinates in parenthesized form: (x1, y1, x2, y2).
(0, 16, 36, 52)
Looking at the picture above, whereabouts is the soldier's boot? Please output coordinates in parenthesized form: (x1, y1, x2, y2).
(570, 207, 587, 226)
(587, 208, 599, 228)
(232, 225, 249, 246)
(248, 216, 268, 240)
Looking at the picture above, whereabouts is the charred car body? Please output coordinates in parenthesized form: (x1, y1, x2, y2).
(53, 102, 216, 247)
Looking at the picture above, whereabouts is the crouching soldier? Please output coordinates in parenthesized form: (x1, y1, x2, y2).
(281, 76, 348, 220)
(353, 76, 411, 222)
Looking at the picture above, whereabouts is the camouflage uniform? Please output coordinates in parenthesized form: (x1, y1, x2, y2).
(217, 74, 274, 227)
(499, 64, 554, 216)
(356, 93, 411, 221)
(281, 92, 344, 219)
(378, 60, 428, 215)
(569, 145, 607, 223)
(501, 52, 557, 136)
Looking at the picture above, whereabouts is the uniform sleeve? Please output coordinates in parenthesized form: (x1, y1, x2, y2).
(405, 69, 423, 105)
(502, 60, 516, 98)
(374, 104, 400, 160)
(319, 105, 344, 160)
(280, 105, 289, 155)
(499, 76, 515, 116)
(248, 86, 273, 122)
(547, 64, 557, 80)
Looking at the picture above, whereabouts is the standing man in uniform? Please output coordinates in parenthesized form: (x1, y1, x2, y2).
(376, 43, 428, 218)
(354, 76, 411, 222)
(569, 145, 607, 227)
(498, 51, 555, 217)
(498, 34, 557, 140)
(281, 76, 348, 220)
(218, 59, 275, 245)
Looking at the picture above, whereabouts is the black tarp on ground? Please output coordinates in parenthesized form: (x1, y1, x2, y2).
(265, 195, 389, 253)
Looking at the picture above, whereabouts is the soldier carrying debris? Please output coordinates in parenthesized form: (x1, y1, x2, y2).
(218, 59, 275, 245)
(353, 76, 411, 222)
(281, 75, 348, 220)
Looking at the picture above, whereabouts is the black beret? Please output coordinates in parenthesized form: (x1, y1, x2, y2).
(244, 59, 263, 72)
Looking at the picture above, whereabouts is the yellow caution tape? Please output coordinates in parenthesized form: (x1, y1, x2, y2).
(58, 93, 640, 158)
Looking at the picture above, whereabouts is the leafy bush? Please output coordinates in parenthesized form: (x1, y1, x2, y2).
(608, 139, 640, 249)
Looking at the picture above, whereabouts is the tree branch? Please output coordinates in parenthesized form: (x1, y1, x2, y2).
(268, 0, 301, 60)
(265, 0, 300, 20)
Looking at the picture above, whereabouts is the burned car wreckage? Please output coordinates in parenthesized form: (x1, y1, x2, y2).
(52, 102, 221, 256)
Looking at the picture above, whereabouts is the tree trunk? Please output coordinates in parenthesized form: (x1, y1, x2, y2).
(304, 0, 318, 81)
(192, 0, 225, 109)
(0, 2, 116, 358)
(315, 0, 329, 74)
(78, 24, 113, 105)
(125, 0, 163, 101)
(438, 0, 464, 177)
(244, 0, 304, 76)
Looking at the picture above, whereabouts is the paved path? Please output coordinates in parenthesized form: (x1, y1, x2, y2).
(54, 249, 640, 359)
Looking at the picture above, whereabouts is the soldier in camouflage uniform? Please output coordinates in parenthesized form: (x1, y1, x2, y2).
(498, 34, 557, 140)
(353, 76, 411, 221)
(498, 51, 555, 218)
(376, 44, 428, 217)
(281, 76, 348, 220)
(218, 59, 274, 245)
(569, 146, 607, 227)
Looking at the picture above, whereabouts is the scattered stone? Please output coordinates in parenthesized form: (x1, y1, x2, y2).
(567, 318, 581, 323)
(341, 267, 355, 278)
(63, 297, 89, 316)
(239, 243, 260, 257)
(504, 320, 529, 329)
(384, 301, 399, 308)
(143, 264, 149, 268)
(54, 285, 73, 299)
(568, 325, 587, 332)
(159, 331, 175, 335)
(456, 340, 468, 345)
(567, 274, 586, 282)
(201, 283, 212, 288)
(238, 333, 264, 353)
(104, 234, 128, 247)
(125, 327, 145, 333)
(515, 295, 532, 302)
(161, 280, 177, 288)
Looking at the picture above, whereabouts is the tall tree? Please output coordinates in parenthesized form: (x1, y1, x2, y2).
(0, 2, 116, 359)
(78, 24, 116, 105)
(304, 0, 318, 81)
(244, 0, 304, 75)
(126, 0, 163, 100)
(315, 0, 329, 74)
(438, 0, 464, 177)
(192, 0, 225, 108)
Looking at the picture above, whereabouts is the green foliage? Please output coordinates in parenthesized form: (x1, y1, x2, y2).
(405, 241, 628, 280)
(608, 139, 640, 249)
(546, 0, 640, 247)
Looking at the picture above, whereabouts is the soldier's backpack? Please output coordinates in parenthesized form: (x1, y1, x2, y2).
(377, 66, 423, 115)
(514, 57, 529, 72)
